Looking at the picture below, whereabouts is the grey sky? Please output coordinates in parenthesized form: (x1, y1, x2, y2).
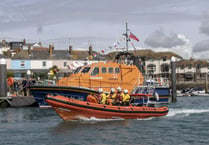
(0, 0, 209, 59)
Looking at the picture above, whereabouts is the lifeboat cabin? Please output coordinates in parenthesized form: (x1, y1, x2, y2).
(57, 61, 144, 93)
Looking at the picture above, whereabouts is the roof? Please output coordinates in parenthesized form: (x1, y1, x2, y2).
(11, 49, 105, 60)
(0, 53, 8, 58)
(176, 59, 209, 67)
(106, 49, 182, 60)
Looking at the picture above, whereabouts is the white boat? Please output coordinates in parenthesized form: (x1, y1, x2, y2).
(191, 91, 209, 96)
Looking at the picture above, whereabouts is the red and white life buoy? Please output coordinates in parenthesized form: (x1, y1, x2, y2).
(7, 77, 14, 86)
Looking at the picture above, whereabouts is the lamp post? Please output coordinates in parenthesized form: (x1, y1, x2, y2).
(0, 58, 7, 98)
(27, 70, 31, 82)
(171, 56, 177, 102)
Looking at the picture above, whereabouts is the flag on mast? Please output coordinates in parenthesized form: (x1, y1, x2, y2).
(129, 32, 139, 41)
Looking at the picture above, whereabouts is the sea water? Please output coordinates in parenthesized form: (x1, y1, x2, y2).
(0, 96, 209, 145)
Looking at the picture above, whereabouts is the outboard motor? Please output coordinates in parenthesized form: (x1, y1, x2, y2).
(154, 92, 159, 101)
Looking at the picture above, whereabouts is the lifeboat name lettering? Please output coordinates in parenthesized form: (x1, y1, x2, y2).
(90, 77, 103, 79)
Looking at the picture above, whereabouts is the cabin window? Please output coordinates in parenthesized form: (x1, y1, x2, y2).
(115, 67, 120, 73)
(101, 67, 106, 73)
(74, 67, 82, 73)
(91, 67, 99, 76)
(20, 61, 25, 67)
(108, 67, 113, 73)
(81, 67, 91, 73)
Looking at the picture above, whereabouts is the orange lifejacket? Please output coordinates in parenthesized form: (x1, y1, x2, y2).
(7, 77, 14, 86)
(87, 95, 99, 104)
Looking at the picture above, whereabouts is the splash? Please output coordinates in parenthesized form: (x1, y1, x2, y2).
(75, 116, 124, 122)
(166, 108, 209, 117)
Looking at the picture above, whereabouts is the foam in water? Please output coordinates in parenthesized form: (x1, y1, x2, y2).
(75, 116, 124, 122)
(166, 108, 209, 118)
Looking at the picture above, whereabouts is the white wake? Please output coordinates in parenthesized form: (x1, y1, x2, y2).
(166, 108, 209, 118)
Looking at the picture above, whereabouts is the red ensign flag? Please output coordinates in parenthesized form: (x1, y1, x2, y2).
(129, 32, 139, 41)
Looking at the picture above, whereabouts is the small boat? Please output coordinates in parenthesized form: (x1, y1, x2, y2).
(45, 94, 169, 121)
(190, 91, 209, 97)
(132, 79, 170, 104)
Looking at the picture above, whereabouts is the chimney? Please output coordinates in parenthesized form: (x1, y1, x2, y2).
(38, 42, 42, 47)
(69, 45, 72, 55)
(2, 40, 6, 46)
(89, 44, 92, 56)
(28, 45, 31, 56)
(23, 38, 26, 45)
(7, 50, 11, 58)
(52, 44, 54, 50)
(49, 44, 53, 55)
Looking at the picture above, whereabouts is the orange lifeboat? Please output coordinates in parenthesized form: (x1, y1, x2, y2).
(45, 94, 169, 121)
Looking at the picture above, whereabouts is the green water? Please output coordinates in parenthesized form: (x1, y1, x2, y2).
(0, 96, 209, 145)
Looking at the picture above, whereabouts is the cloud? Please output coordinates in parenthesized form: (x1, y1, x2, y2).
(37, 26, 43, 33)
(144, 29, 186, 48)
(192, 39, 209, 59)
(193, 39, 209, 52)
(200, 11, 209, 36)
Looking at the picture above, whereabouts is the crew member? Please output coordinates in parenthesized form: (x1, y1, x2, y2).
(122, 89, 130, 106)
(106, 88, 116, 105)
(98, 88, 107, 104)
(114, 87, 124, 105)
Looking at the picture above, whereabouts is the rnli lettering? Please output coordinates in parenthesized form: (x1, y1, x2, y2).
(109, 74, 118, 80)
(90, 77, 103, 79)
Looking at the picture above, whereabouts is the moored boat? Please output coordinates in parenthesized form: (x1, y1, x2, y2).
(132, 79, 170, 104)
(45, 94, 169, 121)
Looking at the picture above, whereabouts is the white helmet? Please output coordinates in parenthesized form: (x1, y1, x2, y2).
(124, 89, 128, 94)
(110, 88, 115, 93)
(98, 88, 103, 93)
(117, 87, 122, 92)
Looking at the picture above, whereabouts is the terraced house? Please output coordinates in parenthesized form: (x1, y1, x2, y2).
(0, 39, 208, 88)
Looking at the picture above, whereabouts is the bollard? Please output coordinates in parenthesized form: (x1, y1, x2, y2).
(171, 56, 177, 102)
(0, 58, 7, 97)
(205, 73, 208, 93)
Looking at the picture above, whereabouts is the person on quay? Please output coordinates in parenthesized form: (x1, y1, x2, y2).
(22, 78, 27, 96)
(106, 88, 116, 105)
(122, 89, 130, 106)
(13, 80, 19, 95)
(113, 87, 124, 105)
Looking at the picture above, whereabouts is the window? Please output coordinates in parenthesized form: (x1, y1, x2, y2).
(20, 61, 25, 67)
(74, 67, 82, 74)
(147, 64, 156, 74)
(64, 62, 67, 67)
(101, 67, 106, 73)
(180, 65, 184, 70)
(188, 64, 192, 69)
(163, 57, 167, 61)
(161, 63, 169, 73)
(81, 67, 91, 73)
(115, 67, 120, 73)
(42, 61, 46, 67)
(108, 67, 113, 73)
(91, 67, 99, 76)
